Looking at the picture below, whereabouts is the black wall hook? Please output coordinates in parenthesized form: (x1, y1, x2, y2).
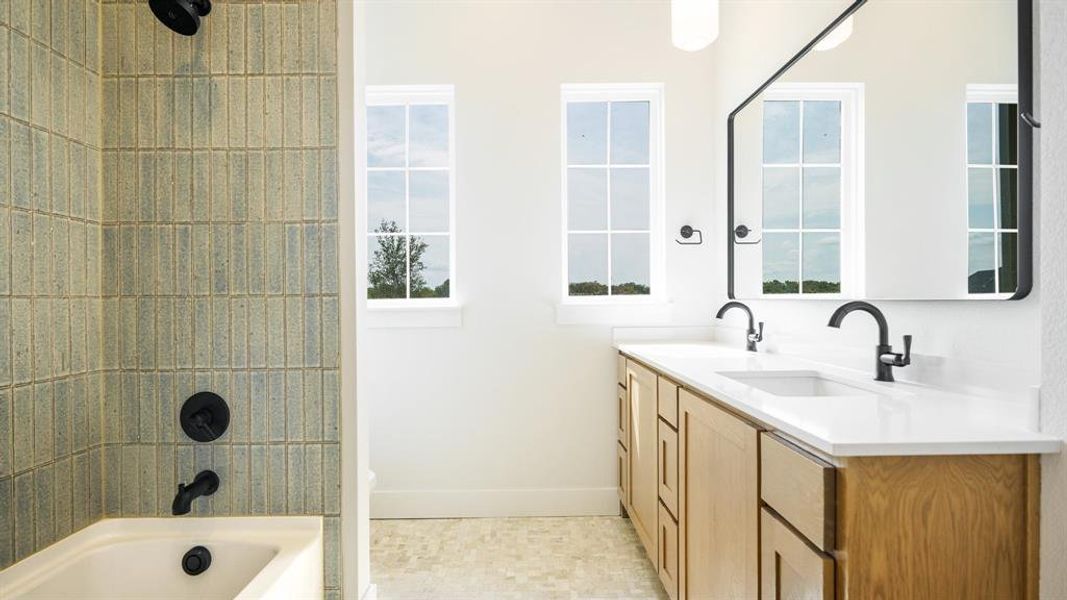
(1021, 112, 1041, 128)
(676, 225, 703, 245)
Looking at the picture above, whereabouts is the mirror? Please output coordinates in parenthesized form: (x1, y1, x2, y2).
(728, 0, 1034, 300)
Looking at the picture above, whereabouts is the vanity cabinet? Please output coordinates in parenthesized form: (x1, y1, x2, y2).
(657, 420, 679, 519)
(617, 352, 1040, 600)
(760, 507, 834, 600)
(618, 356, 759, 600)
(624, 360, 659, 560)
(677, 388, 759, 600)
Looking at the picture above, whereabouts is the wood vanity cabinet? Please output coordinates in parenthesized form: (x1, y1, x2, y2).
(617, 352, 1040, 600)
(618, 357, 759, 600)
(759, 432, 1038, 599)
(623, 360, 660, 560)
(677, 387, 759, 599)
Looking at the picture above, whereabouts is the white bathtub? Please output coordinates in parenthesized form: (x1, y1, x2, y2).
(0, 517, 323, 599)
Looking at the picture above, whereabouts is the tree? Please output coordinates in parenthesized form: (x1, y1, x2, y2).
(762, 279, 839, 294)
(368, 220, 429, 299)
(568, 281, 650, 296)
(569, 281, 609, 296)
(368, 220, 454, 299)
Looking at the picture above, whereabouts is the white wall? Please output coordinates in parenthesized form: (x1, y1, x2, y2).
(1039, 0, 1067, 596)
(710, 0, 1041, 399)
(362, 0, 718, 517)
(733, 0, 1016, 299)
(362, 0, 1048, 521)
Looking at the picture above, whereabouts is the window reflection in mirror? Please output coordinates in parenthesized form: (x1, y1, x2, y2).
(966, 87, 1018, 295)
(761, 97, 845, 295)
(730, 0, 1022, 300)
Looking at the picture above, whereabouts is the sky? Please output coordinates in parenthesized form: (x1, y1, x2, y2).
(367, 103, 452, 293)
(565, 100, 652, 290)
(761, 100, 842, 287)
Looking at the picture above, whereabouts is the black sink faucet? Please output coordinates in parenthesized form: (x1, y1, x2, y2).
(715, 301, 764, 352)
(172, 470, 220, 516)
(827, 301, 912, 382)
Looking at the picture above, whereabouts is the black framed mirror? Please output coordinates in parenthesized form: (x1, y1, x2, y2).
(727, 0, 1035, 300)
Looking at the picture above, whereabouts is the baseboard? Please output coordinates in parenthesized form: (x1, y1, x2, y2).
(370, 487, 619, 519)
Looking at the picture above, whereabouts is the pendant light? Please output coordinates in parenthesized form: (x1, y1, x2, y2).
(671, 0, 719, 52)
(814, 16, 853, 51)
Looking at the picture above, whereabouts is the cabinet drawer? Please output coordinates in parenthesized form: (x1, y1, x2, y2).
(658, 419, 679, 519)
(760, 508, 834, 600)
(657, 377, 679, 428)
(760, 433, 835, 551)
(658, 502, 679, 600)
(617, 385, 630, 449)
(617, 354, 628, 388)
(617, 442, 630, 506)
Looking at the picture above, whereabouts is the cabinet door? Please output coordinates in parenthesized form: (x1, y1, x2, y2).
(658, 419, 679, 519)
(617, 442, 630, 506)
(658, 377, 679, 428)
(677, 389, 759, 600)
(617, 385, 630, 449)
(760, 508, 834, 600)
(627, 360, 659, 561)
(659, 503, 680, 600)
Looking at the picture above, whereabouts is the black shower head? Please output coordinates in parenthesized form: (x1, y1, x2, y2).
(149, 0, 211, 36)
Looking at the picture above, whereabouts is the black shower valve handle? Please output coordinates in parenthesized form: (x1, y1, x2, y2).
(180, 392, 230, 442)
(189, 409, 217, 438)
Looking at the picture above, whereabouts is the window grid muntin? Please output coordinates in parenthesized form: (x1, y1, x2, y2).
(366, 92, 453, 301)
(966, 100, 1018, 295)
(762, 99, 843, 294)
(565, 100, 653, 297)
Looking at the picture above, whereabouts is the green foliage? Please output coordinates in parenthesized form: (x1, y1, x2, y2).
(568, 281, 650, 296)
(762, 279, 799, 294)
(368, 220, 444, 299)
(611, 282, 651, 295)
(412, 279, 450, 298)
(762, 279, 840, 294)
(802, 280, 841, 293)
(569, 281, 609, 296)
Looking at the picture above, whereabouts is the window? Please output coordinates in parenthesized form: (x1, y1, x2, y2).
(365, 85, 455, 303)
(561, 84, 664, 302)
(760, 84, 861, 296)
(966, 85, 1018, 295)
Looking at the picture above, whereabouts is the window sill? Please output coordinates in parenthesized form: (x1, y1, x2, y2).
(362, 303, 463, 329)
(555, 300, 672, 326)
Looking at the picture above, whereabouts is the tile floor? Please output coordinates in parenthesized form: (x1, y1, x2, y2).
(371, 516, 668, 599)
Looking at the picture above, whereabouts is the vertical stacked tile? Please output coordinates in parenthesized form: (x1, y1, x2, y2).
(98, 1, 342, 595)
(0, 0, 107, 569)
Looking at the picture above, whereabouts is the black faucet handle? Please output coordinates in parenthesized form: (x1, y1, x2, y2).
(751, 321, 765, 342)
(883, 335, 912, 367)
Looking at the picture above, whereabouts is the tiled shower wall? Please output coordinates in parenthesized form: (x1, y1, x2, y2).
(0, 0, 106, 569)
(97, 0, 342, 594)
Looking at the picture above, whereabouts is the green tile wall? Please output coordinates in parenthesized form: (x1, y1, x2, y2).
(98, 0, 341, 594)
(2, 1, 342, 594)
(0, 0, 106, 571)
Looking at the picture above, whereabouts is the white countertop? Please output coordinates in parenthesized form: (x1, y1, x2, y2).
(616, 342, 1062, 457)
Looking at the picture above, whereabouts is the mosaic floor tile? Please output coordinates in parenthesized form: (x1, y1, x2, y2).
(371, 516, 667, 600)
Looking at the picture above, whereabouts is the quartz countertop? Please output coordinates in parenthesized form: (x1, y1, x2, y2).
(616, 342, 1061, 457)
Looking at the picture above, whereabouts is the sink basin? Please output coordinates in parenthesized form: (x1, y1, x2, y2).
(718, 370, 877, 397)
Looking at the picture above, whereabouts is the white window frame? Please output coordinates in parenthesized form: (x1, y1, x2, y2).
(965, 83, 1018, 298)
(559, 83, 666, 306)
(759, 82, 865, 299)
(363, 85, 457, 313)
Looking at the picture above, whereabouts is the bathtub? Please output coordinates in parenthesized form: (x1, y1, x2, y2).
(0, 516, 323, 599)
